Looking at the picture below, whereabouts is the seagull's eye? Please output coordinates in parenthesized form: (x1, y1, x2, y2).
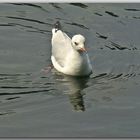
(74, 42, 78, 46)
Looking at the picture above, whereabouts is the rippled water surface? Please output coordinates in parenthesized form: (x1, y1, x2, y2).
(0, 3, 140, 137)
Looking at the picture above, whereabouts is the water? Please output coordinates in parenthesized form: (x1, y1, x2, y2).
(0, 3, 140, 137)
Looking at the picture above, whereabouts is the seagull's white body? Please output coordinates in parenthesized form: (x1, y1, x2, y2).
(51, 22, 92, 77)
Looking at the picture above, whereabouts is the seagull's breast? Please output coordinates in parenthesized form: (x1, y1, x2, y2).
(64, 51, 92, 76)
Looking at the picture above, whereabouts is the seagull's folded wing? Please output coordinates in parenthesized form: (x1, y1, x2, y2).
(51, 30, 72, 67)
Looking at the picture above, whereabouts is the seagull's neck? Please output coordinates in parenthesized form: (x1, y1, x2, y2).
(70, 47, 86, 60)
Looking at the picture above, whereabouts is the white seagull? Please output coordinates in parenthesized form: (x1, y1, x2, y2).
(51, 21, 92, 77)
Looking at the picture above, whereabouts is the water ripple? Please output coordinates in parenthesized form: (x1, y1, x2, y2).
(105, 11, 119, 17)
(96, 32, 108, 40)
(65, 22, 89, 30)
(10, 3, 48, 12)
(8, 23, 51, 34)
(0, 89, 54, 96)
(6, 16, 52, 26)
(50, 3, 62, 9)
(125, 8, 140, 11)
(69, 3, 88, 9)
(104, 41, 137, 51)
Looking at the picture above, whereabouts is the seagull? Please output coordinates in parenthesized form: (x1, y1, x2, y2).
(51, 21, 92, 77)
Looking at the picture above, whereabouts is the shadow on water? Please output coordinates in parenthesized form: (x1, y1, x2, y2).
(52, 72, 89, 112)
(0, 69, 88, 112)
(52, 66, 140, 112)
(66, 76, 89, 112)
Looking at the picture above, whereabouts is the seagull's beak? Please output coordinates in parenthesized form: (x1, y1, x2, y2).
(78, 47, 87, 52)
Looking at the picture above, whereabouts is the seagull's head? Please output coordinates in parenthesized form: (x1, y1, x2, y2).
(71, 34, 86, 53)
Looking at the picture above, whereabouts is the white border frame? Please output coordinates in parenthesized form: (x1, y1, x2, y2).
(0, 0, 140, 3)
(0, 1, 139, 140)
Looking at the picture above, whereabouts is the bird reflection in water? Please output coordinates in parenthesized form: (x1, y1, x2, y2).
(69, 89, 85, 111)
(54, 72, 89, 112)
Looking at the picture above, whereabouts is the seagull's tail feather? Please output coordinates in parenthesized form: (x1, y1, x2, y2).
(54, 21, 61, 31)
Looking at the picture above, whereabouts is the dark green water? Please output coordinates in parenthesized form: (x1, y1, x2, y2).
(0, 3, 140, 137)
